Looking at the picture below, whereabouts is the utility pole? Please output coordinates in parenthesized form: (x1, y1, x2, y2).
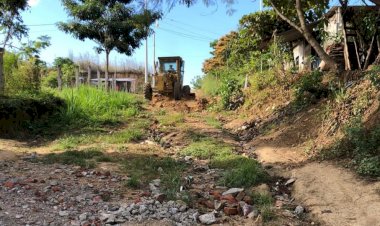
(144, 0, 148, 84)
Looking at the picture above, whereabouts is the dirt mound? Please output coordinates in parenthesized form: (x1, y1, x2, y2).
(150, 94, 206, 113)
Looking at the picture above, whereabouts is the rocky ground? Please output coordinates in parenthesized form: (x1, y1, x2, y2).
(0, 154, 312, 226)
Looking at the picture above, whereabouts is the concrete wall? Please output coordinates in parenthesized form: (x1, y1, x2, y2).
(293, 40, 312, 71)
(324, 8, 344, 49)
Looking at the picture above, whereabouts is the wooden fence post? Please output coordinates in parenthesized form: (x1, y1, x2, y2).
(97, 67, 101, 88)
(75, 65, 80, 88)
(57, 66, 63, 91)
(87, 65, 91, 85)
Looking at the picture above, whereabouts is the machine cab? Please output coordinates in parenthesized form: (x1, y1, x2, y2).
(157, 56, 184, 86)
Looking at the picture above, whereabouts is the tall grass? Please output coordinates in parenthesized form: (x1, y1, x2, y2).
(56, 86, 143, 126)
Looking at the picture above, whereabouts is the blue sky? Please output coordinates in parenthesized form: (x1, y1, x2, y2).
(20, 0, 260, 86)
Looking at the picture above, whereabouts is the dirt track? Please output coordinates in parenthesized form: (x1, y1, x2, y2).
(291, 163, 380, 226)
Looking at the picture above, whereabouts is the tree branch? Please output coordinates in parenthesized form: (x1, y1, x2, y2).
(269, 0, 303, 34)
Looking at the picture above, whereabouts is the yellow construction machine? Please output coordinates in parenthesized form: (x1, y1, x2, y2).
(144, 56, 191, 100)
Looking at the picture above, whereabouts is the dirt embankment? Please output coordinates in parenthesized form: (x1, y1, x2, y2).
(228, 77, 380, 226)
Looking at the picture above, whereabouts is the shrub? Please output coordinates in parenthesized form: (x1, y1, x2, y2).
(42, 71, 58, 88)
(220, 76, 244, 110)
(327, 121, 380, 177)
(367, 65, 380, 88)
(215, 156, 268, 188)
(293, 71, 327, 107)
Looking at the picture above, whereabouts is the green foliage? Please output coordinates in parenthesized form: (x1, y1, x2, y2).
(220, 76, 243, 110)
(0, 0, 29, 46)
(181, 138, 268, 188)
(56, 86, 143, 126)
(4, 37, 51, 94)
(326, 120, 380, 177)
(54, 57, 76, 86)
(0, 92, 64, 135)
(59, 0, 161, 56)
(200, 73, 222, 96)
(368, 65, 380, 88)
(181, 138, 233, 160)
(191, 75, 202, 89)
(126, 176, 141, 189)
(157, 113, 184, 127)
(213, 156, 268, 188)
(42, 71, 59, 88)
(293, 71, 326, 107)
(204, 116, 222, 129)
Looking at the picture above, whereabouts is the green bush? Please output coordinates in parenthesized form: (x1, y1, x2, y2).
(294, 71, 326, 107)
(328, 121, 380, 177)
(220, 76, 244, 110)
(367, 65, 380, 88)
(42, 71, 58, 88)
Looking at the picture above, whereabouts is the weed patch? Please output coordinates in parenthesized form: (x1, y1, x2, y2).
(41, 147, 108, 168)
(181, 139, 233, 160)
(157, 113, 185, 127)
(204, 116, 222, 129)
(182, 138, 268, 187)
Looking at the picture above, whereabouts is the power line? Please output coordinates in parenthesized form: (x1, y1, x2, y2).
(165, 17, 223, 36)
(161, 20, 217, 40)
(157, 27, 213, 42)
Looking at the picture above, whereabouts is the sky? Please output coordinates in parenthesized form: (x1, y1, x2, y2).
(19, 0, 260, 86)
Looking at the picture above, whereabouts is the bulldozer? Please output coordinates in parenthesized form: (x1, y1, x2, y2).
(144, 56, 191, 100)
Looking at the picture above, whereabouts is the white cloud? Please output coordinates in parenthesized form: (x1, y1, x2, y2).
(28, 0, 40, 7)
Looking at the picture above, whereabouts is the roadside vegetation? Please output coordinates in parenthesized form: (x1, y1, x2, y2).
(181, 137, 268, 188)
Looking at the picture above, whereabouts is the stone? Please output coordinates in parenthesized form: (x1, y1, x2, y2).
(275, 200, 283, 209)
(242, 204, 254, 216)
(251, 184, 271, 196)
(294, 205, 304, 215)
(221, 194, 237, 204)
(15, 214, 23, 219)
(214, 200, 226, 211)
(50, 180, 59, 186)
(198, 213, 216, 225)
(222, 188, 244, 196)
(235, 191, 246, 201)
(184, 156, 193, 161)
(154, 193, 166, 203)
(59, 211, 69, 217)
(247, 209, 259, 219)
(209, 191, 222, 200)
(223, 206, 238, 216)
(79, 213, 87, 221)
(3, 181, 15, 189)
(243, 196, 253, 205)
(285, 178, 296, 186)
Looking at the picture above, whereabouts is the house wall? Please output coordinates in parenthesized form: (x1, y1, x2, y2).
(293, 40, 312, 71)
(324, 8, 344, 49)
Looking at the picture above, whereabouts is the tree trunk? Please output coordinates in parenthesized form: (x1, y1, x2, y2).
(57, 66, 63, 91)
(87, 65, 91, 85)
(364, 34, 376, 70)
(105, 50, 110, 92)
(270, 0, 338, 71)
(75, 65, 80, 87)
(0, 48, 4, 95)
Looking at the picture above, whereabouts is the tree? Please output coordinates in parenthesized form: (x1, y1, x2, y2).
(58, 0, 161, 91)
(0, 0, 29, 94)
(53, 57, 76, 87)
(264, 0, 338, 71)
